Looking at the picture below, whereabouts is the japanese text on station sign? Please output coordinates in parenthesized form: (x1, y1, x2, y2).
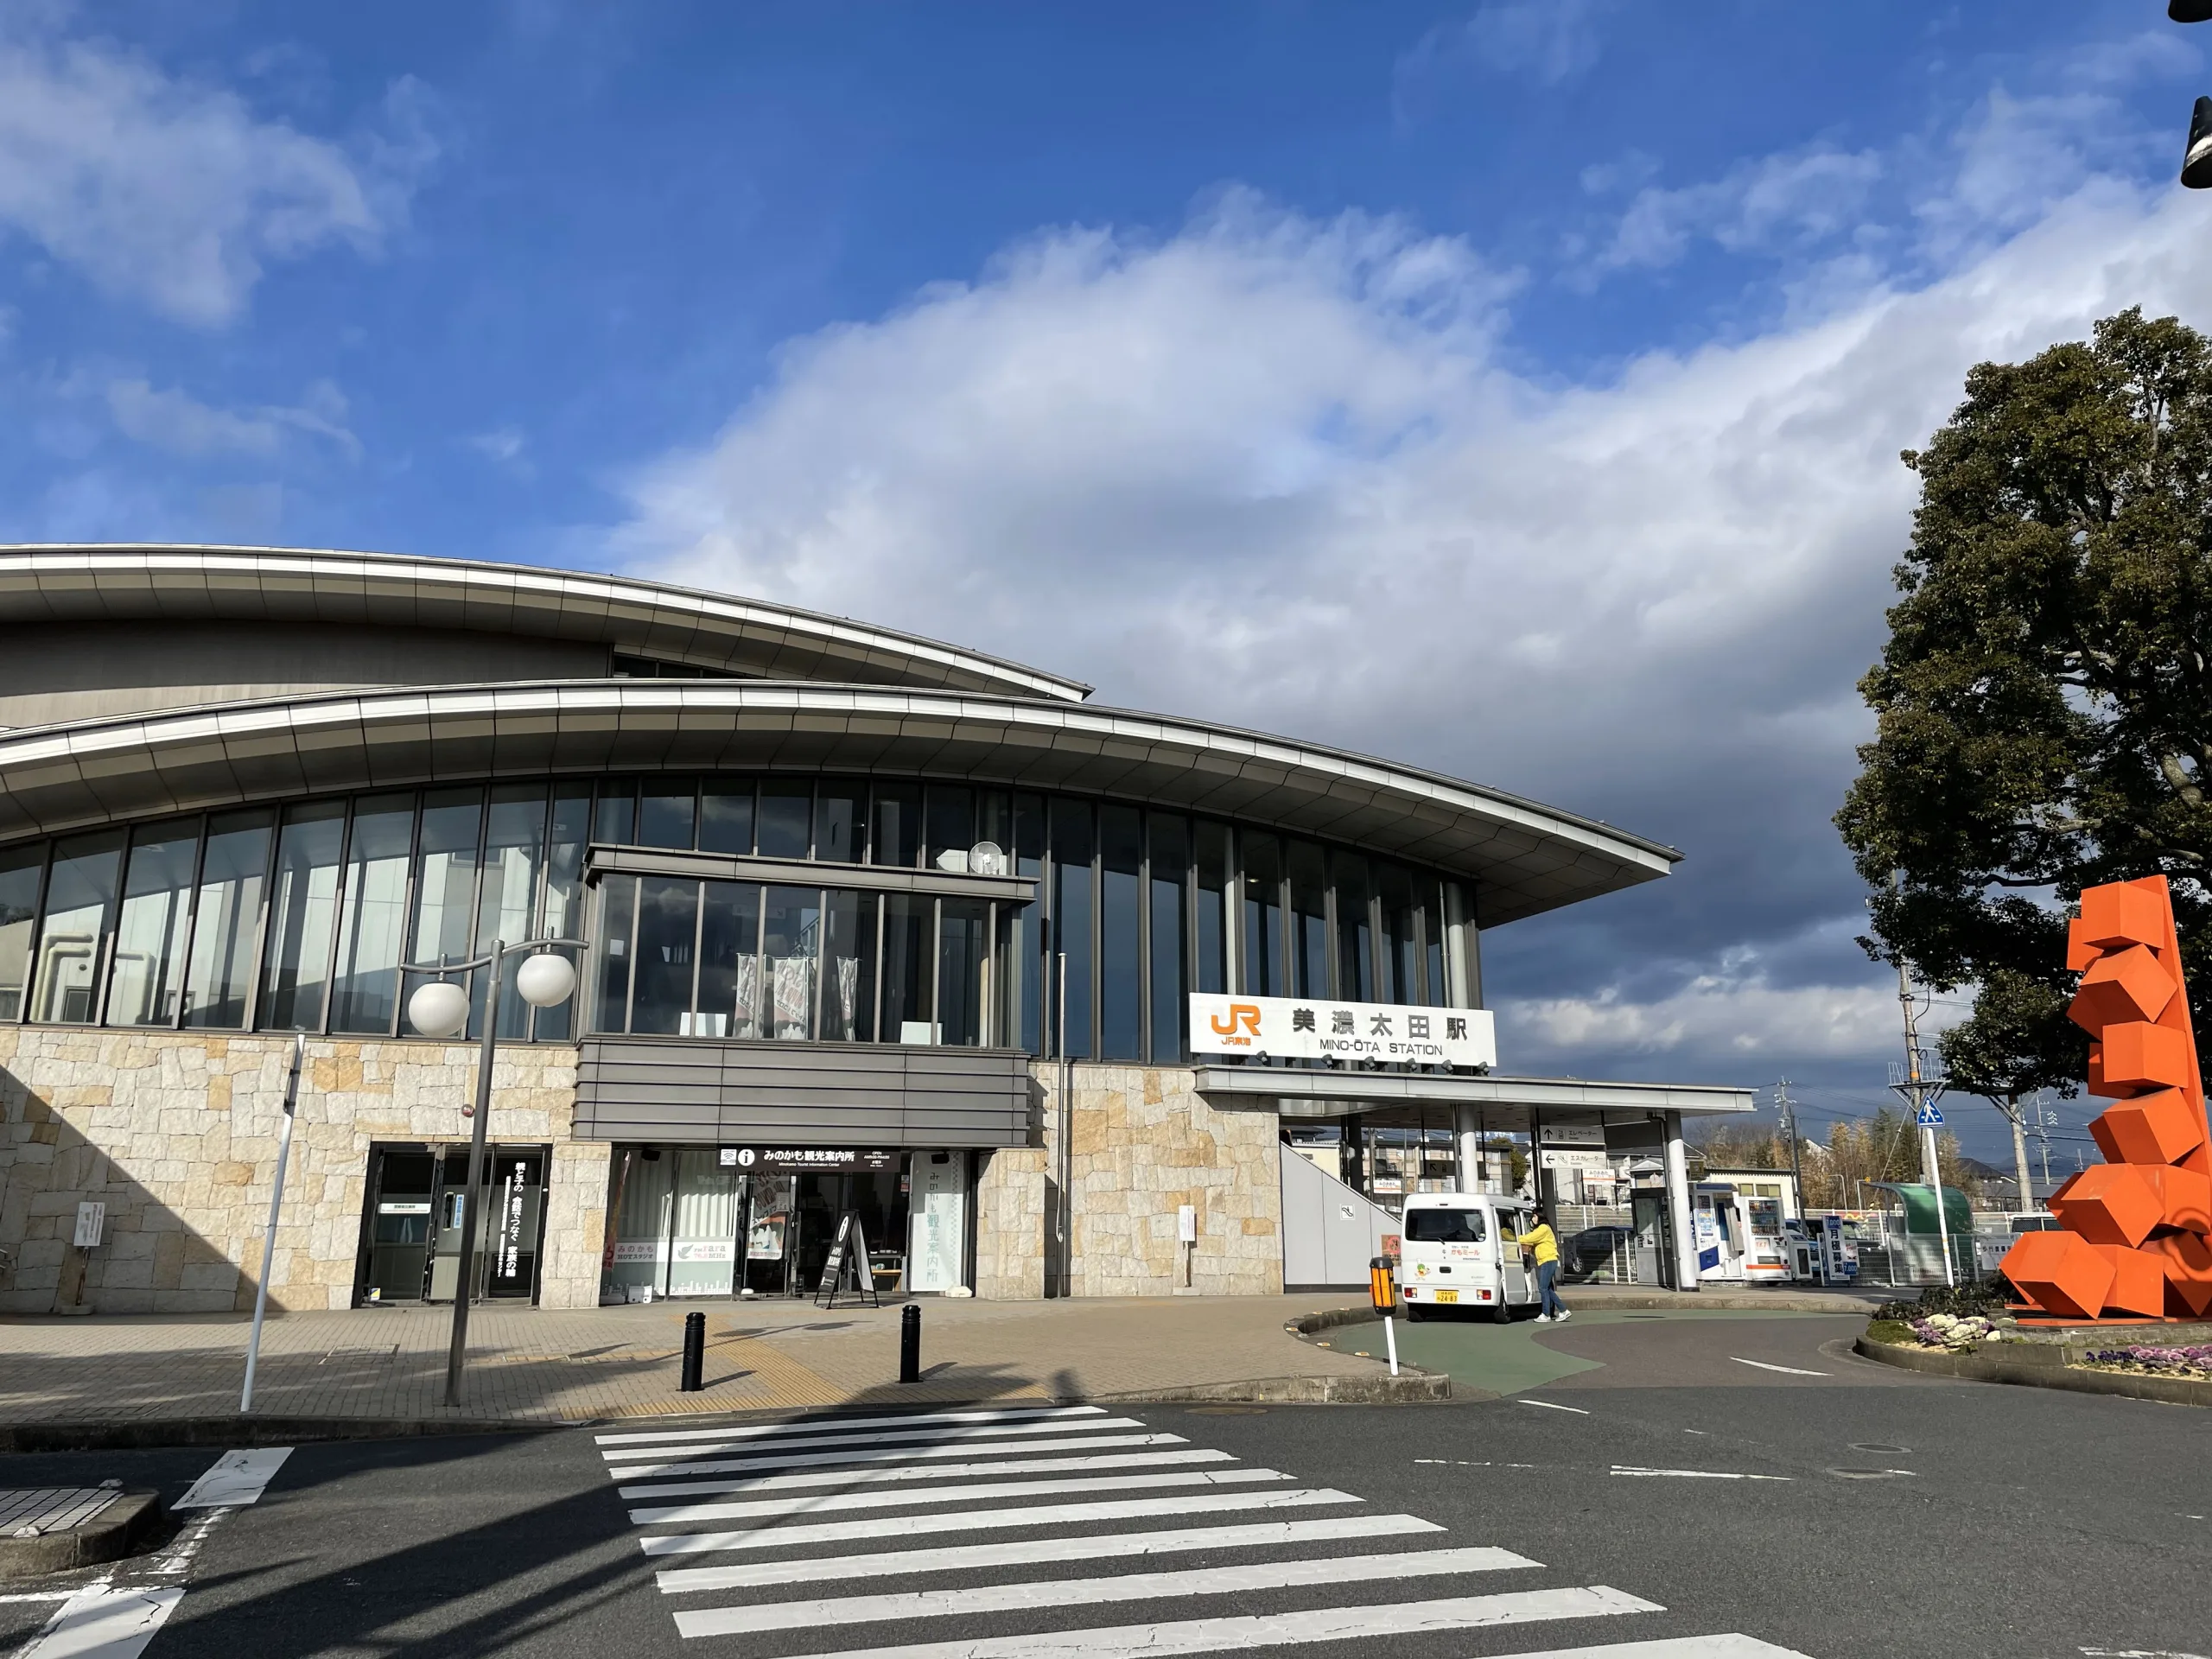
(1186, 994, 1496, 1067)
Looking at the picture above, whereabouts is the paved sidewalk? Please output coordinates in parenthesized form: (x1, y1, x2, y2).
(0, 1295, 1398, 1426)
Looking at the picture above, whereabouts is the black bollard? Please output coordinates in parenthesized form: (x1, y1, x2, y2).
(680, 1310, 706, 1392)
(899, 1301, 921, 1383)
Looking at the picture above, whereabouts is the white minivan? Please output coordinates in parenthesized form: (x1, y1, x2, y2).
(1396, 1192, 1545, 1322)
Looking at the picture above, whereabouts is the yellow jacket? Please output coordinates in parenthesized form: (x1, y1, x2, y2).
(1516, 1224, 1560, 1266)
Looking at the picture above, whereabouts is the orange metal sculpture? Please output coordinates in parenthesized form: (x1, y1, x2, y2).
(2001, 876, 2212, 1322)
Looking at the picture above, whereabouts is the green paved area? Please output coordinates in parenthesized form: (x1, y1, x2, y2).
(1318, 1309, 1847, 1396)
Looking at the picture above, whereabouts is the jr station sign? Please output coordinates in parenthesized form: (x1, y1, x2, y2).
(1188, 994, 1497, 1068)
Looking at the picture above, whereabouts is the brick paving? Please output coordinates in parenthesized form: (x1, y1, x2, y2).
(0, 1294, 1390, 1425)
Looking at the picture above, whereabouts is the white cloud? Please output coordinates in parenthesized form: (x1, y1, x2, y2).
(468, 425, 532, 474)
(1502, 976, 1952, 1064)
(613, 116, 2212, 1086)
(0, 23, 435, 325)
(1594, 146, 1884, 275)
(102, 376, 358, 459)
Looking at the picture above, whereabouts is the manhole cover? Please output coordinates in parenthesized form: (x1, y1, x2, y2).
(1825, 1466, 1913, 1480)
(1850, 1443, 1909, 1453)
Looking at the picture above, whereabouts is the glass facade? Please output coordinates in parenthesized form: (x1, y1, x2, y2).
(0, 772, 1472, 1058)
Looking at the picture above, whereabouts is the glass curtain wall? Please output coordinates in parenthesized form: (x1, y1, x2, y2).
(110, 823, 199, 1027)
(0, 772, 1475, 1059)
(0, 843, 44, 1023)
(181, 811, 271, 1029)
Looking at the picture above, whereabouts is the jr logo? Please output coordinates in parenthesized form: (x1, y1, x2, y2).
(1210, 1003, 1262, 1040)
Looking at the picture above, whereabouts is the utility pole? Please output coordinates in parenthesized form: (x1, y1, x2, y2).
(1888, 952, 1955, 1288)
(2031, 1092, 2056, 1187)
(1775, 1078, 1807, 1216)
(1997, 1092, 2036, 1217)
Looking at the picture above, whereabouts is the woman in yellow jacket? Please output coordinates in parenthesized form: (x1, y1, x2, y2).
(1516, 1217, 1571, 1323)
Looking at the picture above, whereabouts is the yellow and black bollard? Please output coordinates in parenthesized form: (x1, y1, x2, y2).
(1369, 1255, 1400, 1377)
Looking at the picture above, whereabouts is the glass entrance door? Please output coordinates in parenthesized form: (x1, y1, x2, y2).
(364, 1149, 435, 1303)
(425, 1147, 546, 1304)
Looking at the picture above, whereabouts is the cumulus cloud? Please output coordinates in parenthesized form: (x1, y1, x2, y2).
(1593, 145, 1885, 274)
(1503, 976, 1947, 1065)
(0, 22, 436, 325)
(102, 376, 358, 459)
(612, 106, 2212, 1090)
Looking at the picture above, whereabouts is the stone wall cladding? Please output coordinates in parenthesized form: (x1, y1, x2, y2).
(973, 1147, 1047, 1300)
(0, 1027, 582, 1315)
(1007, 1064, 1283, 1299)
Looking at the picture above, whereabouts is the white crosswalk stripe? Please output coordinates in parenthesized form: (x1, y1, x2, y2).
(640, 1486, 1360, 1554)
(629, 1465, 1287, 1524)
(767, 1588, 1665, 1659)
(601, 1418, 1151, 1464)
(593, 1402, 1821, 1656)
(594, 1406, 1108, 1446)
(616, 1446, 1231, 1499)
(610, 1431, 1188, 1481)
(670, 1546, 1540, 1636)
(651, 1515, 1448, 1593)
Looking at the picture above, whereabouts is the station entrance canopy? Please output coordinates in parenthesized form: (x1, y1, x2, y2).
(1192, 1067, 1756, 1137)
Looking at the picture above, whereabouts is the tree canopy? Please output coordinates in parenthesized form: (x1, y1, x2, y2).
(1837, 307, 2212, 1094)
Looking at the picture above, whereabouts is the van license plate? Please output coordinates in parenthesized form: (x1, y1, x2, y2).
(1433, 1290, 1459, 1304)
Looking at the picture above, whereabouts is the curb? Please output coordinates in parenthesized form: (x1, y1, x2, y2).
(1087, 1373, 1452, 1405)
(1853, 1336, 2212, 1408)
(0, 1492, 163, 1581)
(1561, 1290, 1886, 1313)
(0, 1416, 560, 1454)
(1273, 1307, 1452, 1402)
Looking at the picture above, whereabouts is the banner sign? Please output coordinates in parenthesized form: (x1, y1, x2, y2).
(722, 1147, 897, 1173)
(1186, 994, 1496, 1068)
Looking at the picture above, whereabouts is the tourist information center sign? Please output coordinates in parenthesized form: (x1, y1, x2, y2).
(1187, 994, 1497, 1067)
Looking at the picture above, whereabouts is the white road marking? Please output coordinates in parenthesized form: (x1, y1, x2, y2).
(595, 1405, 1103, 1446)
(14, 1586, 184, 1659)
(1470, 1639, 1815, 1658)
(618, 1447, 1233, 1499)
(671, 1546, 1543, 1637)
(602, 1417, 1148, 1463)
(760, 1586, 1662, 1659)
(639, 1486, 1360, 1555)
(1729, 1357, 1830, 1377)
(631, 1466, 1287, 1524)
(2078, 1649, 2209, 1656)
(173, 1448, 292, 1510)
(654, 1513, 1445, 1592)
(0, 1590, 83, 1605)
(1516, 1400, 1590, 1414)
(607, 1431, 1185, 1479)
(1610, 1467, 1791, 1482)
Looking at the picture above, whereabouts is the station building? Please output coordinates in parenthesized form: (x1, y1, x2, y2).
(0, 545, 1748, 1314)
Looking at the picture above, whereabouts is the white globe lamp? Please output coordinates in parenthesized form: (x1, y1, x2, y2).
(515, 951, 577, 1009)
(408, 980, 471, 1039)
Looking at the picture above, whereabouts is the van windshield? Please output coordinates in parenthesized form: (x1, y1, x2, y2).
(1405, 1208, 1486, 1243)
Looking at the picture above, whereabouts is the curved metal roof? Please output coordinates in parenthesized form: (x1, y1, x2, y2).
(0, 543, 1090, 702)
(0, 680, 1676, 925)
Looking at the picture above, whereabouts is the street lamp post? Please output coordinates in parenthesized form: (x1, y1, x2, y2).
(404, 936, 583, 1407)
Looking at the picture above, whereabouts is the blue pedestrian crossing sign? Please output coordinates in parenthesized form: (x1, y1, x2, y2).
(1915, 1102, 1944, 1127)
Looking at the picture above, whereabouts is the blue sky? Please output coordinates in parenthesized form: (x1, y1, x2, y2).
(3, 1, 2207, 1164)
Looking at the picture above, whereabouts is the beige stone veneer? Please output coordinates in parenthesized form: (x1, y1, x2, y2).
(0, 1027, 600, 1315)
(975, 1065, 1282, 1300)
(0, 1027, 1281, 1313)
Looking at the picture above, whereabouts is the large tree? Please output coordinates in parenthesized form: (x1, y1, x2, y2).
(1838, 308, 2212, 1159)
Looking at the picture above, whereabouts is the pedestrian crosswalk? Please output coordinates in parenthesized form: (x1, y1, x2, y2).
(594, 1402, 1817, 1658)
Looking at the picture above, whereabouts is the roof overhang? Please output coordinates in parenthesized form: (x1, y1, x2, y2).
(1196, 1065, 1756, 1129)
(0, 544, 1090, 702)
(0, 680, 1679, 924)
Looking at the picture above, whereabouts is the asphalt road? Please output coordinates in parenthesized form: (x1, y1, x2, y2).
(3, 1314, 2205, 1659)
